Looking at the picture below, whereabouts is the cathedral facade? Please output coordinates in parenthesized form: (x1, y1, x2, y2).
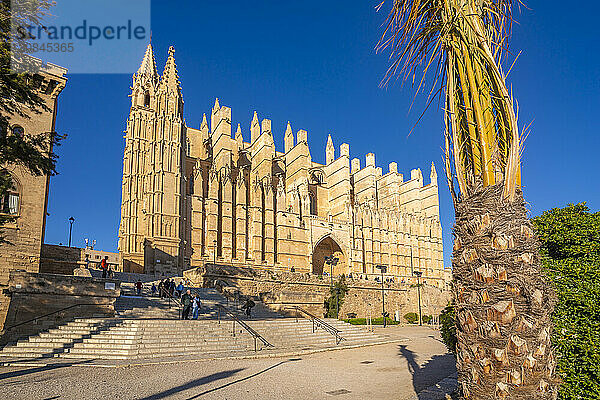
(118, 44, 449, 288)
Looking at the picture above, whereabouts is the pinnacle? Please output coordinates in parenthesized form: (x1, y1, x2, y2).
(327, 134, 334, 147)
(201, 113, 208, 129)
(285, 121, 293, 135)
(213, 98, 220, 110)
(160, 45, 180, 90)
(252, 111, 258, 122)
(135, 42, 158, 81)
(235, 123, 243, 140)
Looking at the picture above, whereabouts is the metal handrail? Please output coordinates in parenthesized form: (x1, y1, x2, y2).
(1, 303, 99, 333)
(287, 306, 345, 345)
(216, 304, 274, 352)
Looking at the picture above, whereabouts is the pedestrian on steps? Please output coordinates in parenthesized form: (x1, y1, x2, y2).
(151, 283, 157, 297)
(176, 281, 184, 298)
(135, 280, 143, 296)
(242, 298, 255, 318)
(181, 289, 192, 320)
(101, 256, 109, 278)
(158, 280, 164, 298)
(192, 294, 201, 320)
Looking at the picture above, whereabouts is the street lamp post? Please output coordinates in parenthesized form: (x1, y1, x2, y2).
(68, 217, 75, 247)
(324, 256, 339, 288)
(414, 270, 423, 326)
(375, 265, 387, 327)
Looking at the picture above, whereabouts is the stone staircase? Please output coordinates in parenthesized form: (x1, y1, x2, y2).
(0, 287, 388, 361)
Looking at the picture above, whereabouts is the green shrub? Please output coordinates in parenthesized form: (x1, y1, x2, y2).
(342, 317, 399, 325)
(533, 204, 600, 399)
(422, 315, 433, 324)
(439, 304, 457, 355)
(324, 275, 349, 318)
(404, 312, 418, 324)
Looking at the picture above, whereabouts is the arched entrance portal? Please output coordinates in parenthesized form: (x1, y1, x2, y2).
(312, 236, 345, 276)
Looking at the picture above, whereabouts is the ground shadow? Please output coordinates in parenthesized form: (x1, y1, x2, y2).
(186, 359, 298, 399)
(398, 344, 456, 397)
(139, 368, 245, 400)
(0, 359, 95, 381)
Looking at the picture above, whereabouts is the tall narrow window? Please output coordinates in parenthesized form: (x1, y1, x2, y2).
(217, 179, 223, 257)
(261, 185, 266, 261)
(1, 174, 20, 215)
(144, 91, 150, 107)
(11, 125, 24, 138)
(245, 174, 250, 259)
(232, 180, 237, 259)
(298, 190, 303, 223)
(273, 183, 278, 263)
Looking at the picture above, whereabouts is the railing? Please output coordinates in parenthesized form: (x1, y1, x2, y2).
(216, 304, 274, 352)
(159, 287, 182, 318)
(286, 306, 345, 345)
(1, 303, 99, 333)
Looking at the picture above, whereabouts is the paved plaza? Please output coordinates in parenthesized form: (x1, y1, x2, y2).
(0, 326, 455, 400)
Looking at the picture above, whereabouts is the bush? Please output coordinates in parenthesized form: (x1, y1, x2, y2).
(533, 204, 600, 399)
(342, 317, 399, 326)
(422, 315, 433, 324)
(324, 275, 349, 318)
(439, 304, 457, 355)
(404, 312, 418, 324)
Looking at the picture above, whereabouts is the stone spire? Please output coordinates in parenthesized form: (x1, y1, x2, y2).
(135, 42, 158, 84)
(430, 161, 438, 186)
(250, 111, 260, 143)
(326, 134, 335, 165)
(200, 113, 208, 130)
(160, 46, 181, 92)
(284, 121, 294, 153)
(213, 97, 220, 111)
(235, 123, 243, 143)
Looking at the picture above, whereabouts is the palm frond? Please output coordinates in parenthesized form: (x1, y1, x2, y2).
(377, 0, 523, 201)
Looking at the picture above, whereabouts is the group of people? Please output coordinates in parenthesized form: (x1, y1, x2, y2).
(180, 290, 203, 320)
(155, 279, 187, 298)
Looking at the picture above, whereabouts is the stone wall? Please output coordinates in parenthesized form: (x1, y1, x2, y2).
(39, 244, 119, 275)
(0, 271, 120, 345)
(184, 264, 450, 319)
(0, 63, 67, 331)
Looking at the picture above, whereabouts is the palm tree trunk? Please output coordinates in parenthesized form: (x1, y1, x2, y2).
(452, 183, 558, 399)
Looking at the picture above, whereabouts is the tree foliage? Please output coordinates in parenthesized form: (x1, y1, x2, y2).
(532, 204, 600, 399)
(324, 275, 349, 318)
(0, 0, 64, 227)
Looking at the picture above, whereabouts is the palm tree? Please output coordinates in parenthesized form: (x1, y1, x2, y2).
(377, 1, 558, 398)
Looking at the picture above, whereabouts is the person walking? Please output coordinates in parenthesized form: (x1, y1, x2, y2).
(135, 280, 143, 296)
(176, 281, 184, 298)
(151, 283, 157, 297)
(100, 256, 109, 278)
(242, 298, 255, 318)
(158, 280, 164, 298)
(192, 294, 201, 320)
(181, 290, 192, 320)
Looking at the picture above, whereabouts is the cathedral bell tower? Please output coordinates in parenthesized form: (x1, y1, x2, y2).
(118, 44, 186, 275)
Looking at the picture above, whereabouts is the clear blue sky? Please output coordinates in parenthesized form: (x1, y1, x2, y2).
(45, 1, 600, 268)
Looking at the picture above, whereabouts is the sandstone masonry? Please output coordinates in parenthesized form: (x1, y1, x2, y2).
(119, 44, 451, 291)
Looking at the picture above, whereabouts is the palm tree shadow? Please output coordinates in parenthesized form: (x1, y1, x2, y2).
(139, 369, 244, 400)
(398, 344, 456, 396)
